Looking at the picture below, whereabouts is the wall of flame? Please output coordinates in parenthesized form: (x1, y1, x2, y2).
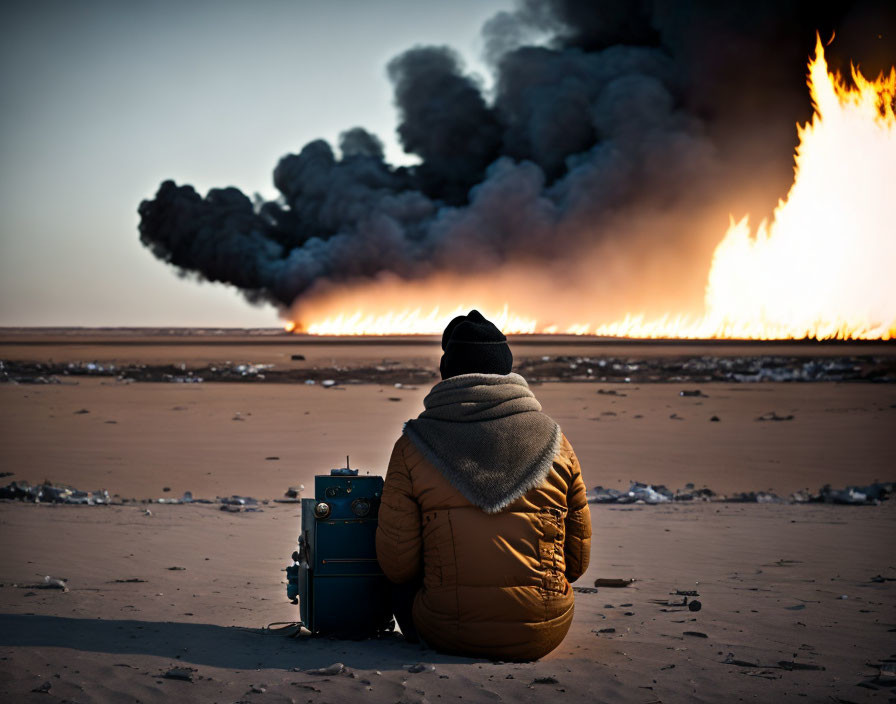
(288, 39, 895, 340)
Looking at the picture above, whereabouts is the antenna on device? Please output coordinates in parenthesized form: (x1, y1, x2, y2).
(346, 455, 350, 469)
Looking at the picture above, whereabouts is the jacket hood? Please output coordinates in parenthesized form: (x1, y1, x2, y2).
(403, 373, 561, 513)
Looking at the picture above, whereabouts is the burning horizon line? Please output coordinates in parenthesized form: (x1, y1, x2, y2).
(285, 37, 896, 342)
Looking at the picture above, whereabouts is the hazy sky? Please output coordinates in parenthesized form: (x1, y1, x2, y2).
(0, 0, 510, 326)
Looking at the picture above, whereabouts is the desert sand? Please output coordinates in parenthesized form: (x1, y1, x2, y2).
(1, 331, 894, 702)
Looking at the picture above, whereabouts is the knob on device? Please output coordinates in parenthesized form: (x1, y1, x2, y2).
(351, 498, 371, 517)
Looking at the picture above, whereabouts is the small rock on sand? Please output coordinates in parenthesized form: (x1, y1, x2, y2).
(594, 578, 634, 588)
(164, 667, 195, 682)
(756, 411, 794, 421)
(407, 663, 436, 673)
(305, 662, 345, 676)
(40, 576, 68, 591)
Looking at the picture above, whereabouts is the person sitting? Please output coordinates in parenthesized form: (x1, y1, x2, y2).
(376, 310, 592, 661)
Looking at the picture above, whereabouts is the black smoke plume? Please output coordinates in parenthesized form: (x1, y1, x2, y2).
(138, 0, 895, 310)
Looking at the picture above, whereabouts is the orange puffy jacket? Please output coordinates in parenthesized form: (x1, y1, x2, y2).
(375, 432, 591, 660)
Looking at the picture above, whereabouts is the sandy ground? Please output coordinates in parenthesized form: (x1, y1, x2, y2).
(0, 500, 894, 703)
(1, 379, 894, 498)
(1, 333, 894, 702)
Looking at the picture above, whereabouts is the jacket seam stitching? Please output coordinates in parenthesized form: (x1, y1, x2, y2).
(446, 510, 461, 633)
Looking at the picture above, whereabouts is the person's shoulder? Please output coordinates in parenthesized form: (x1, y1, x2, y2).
(392, 433, 413, 456)
(553, 433, 580, 476)
(392, 432, 425, 464)
(556, 432, 576, 459)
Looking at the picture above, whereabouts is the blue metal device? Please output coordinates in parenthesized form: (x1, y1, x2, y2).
(285, 465, 394, 636)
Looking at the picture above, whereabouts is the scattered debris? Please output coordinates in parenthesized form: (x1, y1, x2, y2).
(710, 415, 721, 422)
(726, 491, 781, 503)
(820, 484, 882, 505)
(167, 566, 186, 571)
(874, 662, 896, 685)
(220, 495, 259, 506)
(586, 480, 893, 505)
(593, 578, 634, 588)
(220, 504, 263, 513)
(756, 411, 794, 421)
(683, 631, 708, 638)
(163, 667, 196, 682)
(778, 661, 824, 671)
(31, 681, 52, 693)
(407, 663, 435, 673)
(722, 654, 825, 672)
(0, 480, 111, 505)
(73, 408, 90, 414)
(111, 578, 146, 583)
(679, 390, 706, 397)
(723, 654, 763, 668)
(38, 576, 68, 591)
(573, 586, 599, 594)
(305, 663, 346, 676)
(595, 628, 616, 634)
(5, 353, 894, 385)
(532, 676, 559, 685)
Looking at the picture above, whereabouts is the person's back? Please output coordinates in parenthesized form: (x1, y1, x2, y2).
(375, 310, 592, 660)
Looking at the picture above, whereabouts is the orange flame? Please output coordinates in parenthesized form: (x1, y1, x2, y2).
(285, 38, 895, 339)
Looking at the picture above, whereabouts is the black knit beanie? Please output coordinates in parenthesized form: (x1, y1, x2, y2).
(439, 310, 513, 380)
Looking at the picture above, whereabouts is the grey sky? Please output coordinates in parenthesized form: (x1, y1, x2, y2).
(0, 0, 510, 326)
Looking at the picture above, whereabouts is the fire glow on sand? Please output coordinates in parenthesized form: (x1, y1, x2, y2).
(290, 39, 895, 339)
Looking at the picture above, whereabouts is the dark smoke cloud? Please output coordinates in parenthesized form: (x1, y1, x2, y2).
(138, 0, 895, 309)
